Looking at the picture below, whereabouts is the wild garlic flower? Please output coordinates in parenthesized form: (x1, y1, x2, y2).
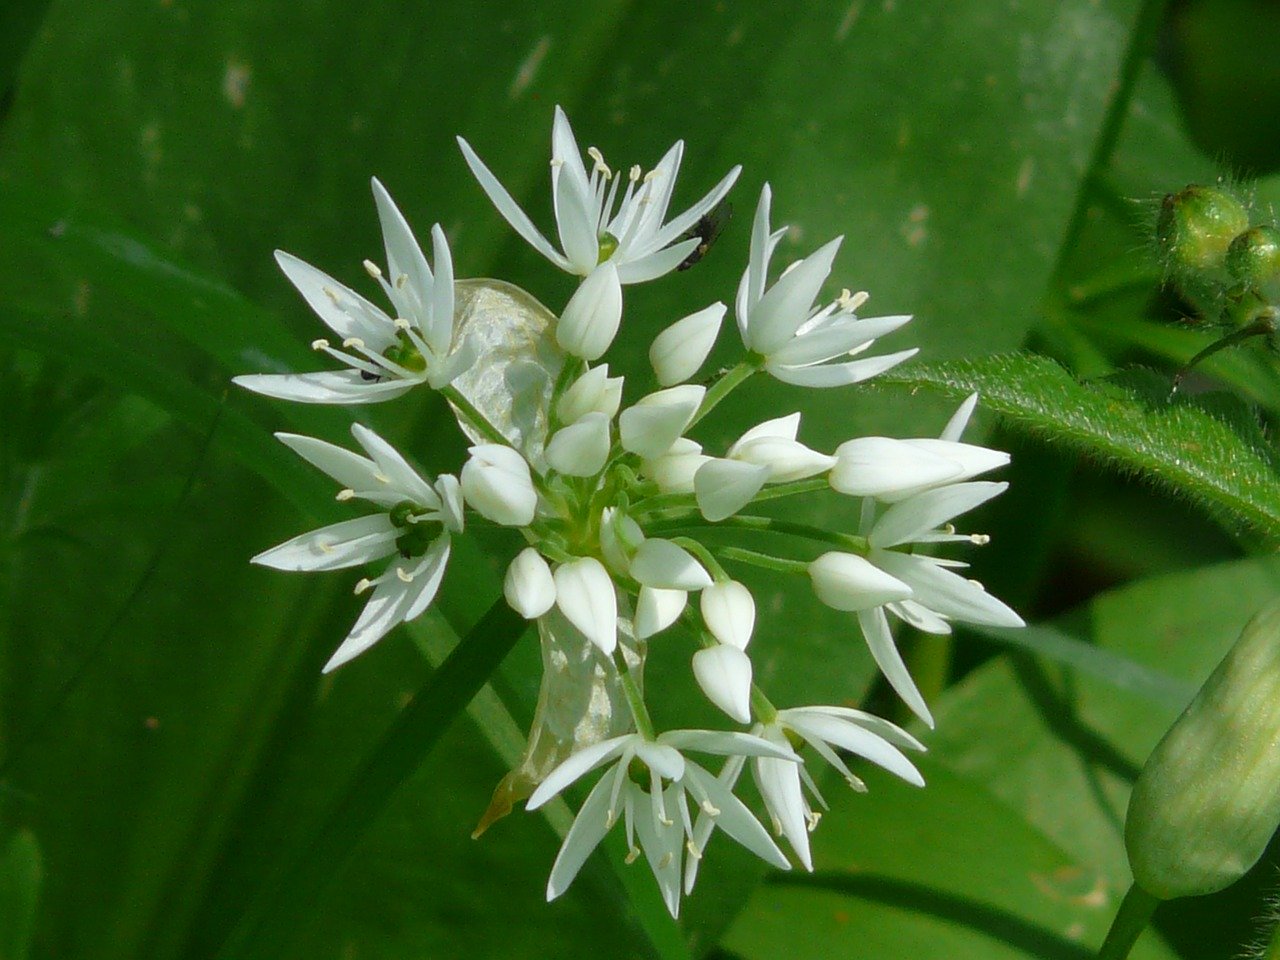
(237, 107, 1024, 916)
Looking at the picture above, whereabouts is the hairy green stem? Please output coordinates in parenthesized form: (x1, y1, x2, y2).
(1097, 883, 1160, 960)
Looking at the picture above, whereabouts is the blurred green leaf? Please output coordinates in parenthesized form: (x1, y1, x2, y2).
(0, 830, 41, 960)
(876, 353, 1280, 539)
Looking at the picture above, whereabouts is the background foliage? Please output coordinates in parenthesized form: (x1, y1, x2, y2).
(2, 0, 1278, 957)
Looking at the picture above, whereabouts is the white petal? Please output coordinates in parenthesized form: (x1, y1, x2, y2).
(750, 237, 843, 355)
(634, 586, 687, 639)
(433, 474, 465, 533)
(809, 552, 912, 611)
(744, 184, 774, 318)
(370, 178, 433, 325)
(546, 771, 616, 900)
(557, 263, 622, 361)
(730, 412, 801, 448)
(426, 224, 455, 355)
(788, 706, 927, 753)
(528, 737, 633, 810)
(869, 481, 1008, 548)
(889, 598, 953, 634)
(659, 729, 799, 762)
(553, 557, 618, 655)
(633, 783, 685, 918)
(940, 392, 980, 442)
(684, 755, 746, 895)
(350, 423, 440, 507)
(694, 459, 770, 522)
(634, 740, 686, 781)
(642, 438, 709, 494)
(557, 363, 623, 424)
(275, 433, 381, 496)
(618, 385, 705, 460)
(786, 712, 924, 786)
(767, 314, 913, 367)
(644, 164, 742, 253)
(649, 302, 725, 386)
(873, 551, 1024, 629)
(456, 136, 570, 270)
(768, 348, 918, 388)
(552, 160, 600, 275)
(700, 581, 755, 650)
(504, 547, 556, 619)
(683, 761, 790, 869)
(274, 251, 396, 347)
(692, 645, 754, 723)
(615, 238, 701, 284)
(830, 437, 963, 498)
(857, 607, 933, 727)
(730, 436, 835, 483)
(545, 412, 611, 477)
(233, 371, 414, 405)
(753, 752, 812, 870)
(903, 438, 1010, 482)
(252, 515, 398, 571)
(630, 539, 712, 591)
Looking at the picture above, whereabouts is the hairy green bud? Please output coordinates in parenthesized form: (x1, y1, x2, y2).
(1157, 185, 1249, 276)
(1228, 225, 1280, 297)
(1125, 599, 1280, 899)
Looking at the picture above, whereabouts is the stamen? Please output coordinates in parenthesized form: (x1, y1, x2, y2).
(342, 337, 366, 349)
(806, 811, 823, 832)
(629, 164, 641, 182)
(322, 286, 340, 303)
(393, 317, 412, 331)
(660, 815, 674, 827)
(317, 541, 335, 553)
(586, 146, 612, 178)
(770, 815, 782, 835)
(943, 523, 956, 535)
(363, 259, 382, 279)
(395, 273, 408, 290)
(311, 338, 330, 351)
(685, 840, 702, 860)
(550, 157, 564, 169)
(396, 567, 415, 583)
(373, 473, 391, 484)
(970, 533, 991, 545)
(700, 799, 720, 817)
(606, 809, 618, 829)
(624, 846, 641, 865)
(354, 578, 374, 595)
(335, 488, 355, 501)
(658, 853, 673, 869)
(643, 169, 659, 183)
(838, 289, 870, 311)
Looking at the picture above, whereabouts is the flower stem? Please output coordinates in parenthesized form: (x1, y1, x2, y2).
(691, 359, 760, 427)
(1264, 921, 1280, 960)
(613, 649, 655, 740)
(631, 476, 829, 521)
(717, 545, 810, 576)
(671, 536, 729, 581)
(440, 385, 511, 447)
(708, 515, 868, 553)
(1097, 884, 1160, 960)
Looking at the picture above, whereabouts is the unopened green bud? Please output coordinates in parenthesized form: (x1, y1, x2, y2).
(1157, 185, 1249, 276)
(1125, 599, 1280, 900)
(1227, 225, 1280, 297)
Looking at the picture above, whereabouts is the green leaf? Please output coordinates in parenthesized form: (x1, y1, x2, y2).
(874, 353, 1280, 539)
(0, 830, 41, 960)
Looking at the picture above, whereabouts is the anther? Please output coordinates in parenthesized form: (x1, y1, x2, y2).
(395, 273, 408, 289)
(806, 811, 822, 832)
(970, 533, 991, 545)
(354, 578, 374, 594)
(550, 158, 564, 169)
(943, 523, 956, 535)
(685, 840, 702, 860)
(643, 169, 659, 183)
(373, 473, 391, 484)
(624, 846, 641, 865)
(968, 578, 987, 590)
(393, 317, 412, 331)
(660, 815, 674, 827)
(311, 338, 330, 351)
(586, 146, 611, 178)
(840, 289, 870, 311)
(658, 853, 673, 869)
(606, 810, 618, 829)
(317, 541, 335, 553)
(396, 567, 415, 583)
(342, 337, 366, 349)
(323, 286, 340, 303)
(335, 488, 355, 501)
(363, 259, 383, 279)
(700, 799, 720, 817)
(629, 164, 641, 182)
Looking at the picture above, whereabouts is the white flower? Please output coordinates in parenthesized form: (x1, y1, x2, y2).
(557, 262, 623, 361)
(234, 179, 470, 404)
(630, 539, 713, 591)
(735, 184, 917, 387)
(727, 412, 835, 482)
(252, 424, 463, 672)
(635, 586, 688, 639)
(460, 444, 538, 526)
(650, 303, 726, 386)
(692, 645, 754, 723)
(504, 547, 556, 619)
(809, 551, 913, 612)
(558, 363, 624, 424)
(527, 729, 798, 917)
(459, 106, 741, 283)
(619, 384, 706, 460)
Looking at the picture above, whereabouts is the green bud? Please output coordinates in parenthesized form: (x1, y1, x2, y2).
(1227, 225, 1280, 297)
(1125, 599, 1280, 899)
(1157, 185, 1249, 276)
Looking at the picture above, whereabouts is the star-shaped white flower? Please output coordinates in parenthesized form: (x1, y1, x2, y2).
(252, 423, 463, 672)
(234, 179, 471, 404)
(458, 106, 741, 284)
(735, 184, 917, 387)
(527, 729, 798, 917)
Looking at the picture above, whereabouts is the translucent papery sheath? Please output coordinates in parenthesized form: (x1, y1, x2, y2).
(448, 280, 647, 830)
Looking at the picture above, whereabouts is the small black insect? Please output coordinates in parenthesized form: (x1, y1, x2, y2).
(676, 200, 732, 271)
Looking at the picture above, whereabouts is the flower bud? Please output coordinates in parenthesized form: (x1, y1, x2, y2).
(728, 413, 835, 482)
(830, 437, 962, 498)
(553, 557, 617, 655)
(1125, 599, 1280, 899)
(635, 586, 687, 639)
(631, 538, 713, 591)
(692, 645, 754, 723)
(460, 443, 538, 526)
(599, 507, 644, 576)
(545, 412, 610, 477)
(642, 438, 711, 494)
(809, 552, 912, 611)
(1227, 225, 1280, 297)
(619, 384, 705, 460)
(700, 580, 755, 650)
(694, 458, 769, 522)
(649, 302, 725, 386)
(504, 547, 556, 619)
(557, 262, 623, 361)
(1156, 184, 1248, 277)
(557, 363, 623, 425)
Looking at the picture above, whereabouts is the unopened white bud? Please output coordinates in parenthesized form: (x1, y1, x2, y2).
(557, 262, 622, 361)
(649, 302, 725, 386)
(729, 413, 835, 482)
(634, 586, 687, 639)
(642, 438, 711, 494)
(557, 363, 624, 424)
(460, 444, 538, 527)
(692, 645, 754, 723)
(694, 458, 770, 522)
(553, 557, 618, 655)
(545, 412, 611, 477)
(830, 437, 963, 498)
(599, 507, 644, 576)
(809, 552, 913, 611)
(700, 580, 756, 650)
(630, 538, 713, 591)
(504, 547, 556, 619)
(619, 384, 705, 460)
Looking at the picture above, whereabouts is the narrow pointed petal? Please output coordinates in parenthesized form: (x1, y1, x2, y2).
(634, 784, 685, 918)
(746, 184, 774, 312)
(750, 237, 843, 354)
(700, 580, 756, 650)
(874, 552, 1024, 628)
(869, 481, 1008, 548)
(233, 371, 414, 405)
(553, 160, 601, 274)
(940, 392, 980, 442)
(684, 762, 790, 869)
(694, 459, 770, 522)
(752, 753, 813, 870)
(692, 645, 754, 723)
(275, 433, 380, 494)
(553, 557, 618, 654)
(370, 178, 433, 319)
(786, 713, 924, 786)
(659, 730, 799, 762)
(904, 438, 1010, 481)
(457, 137, 570, 270)
(645, 164, 742, 253)
(546, 772, 616, 900)
(634, 586, 687, 639)
(768, 348, 918, 387)
(615, 238, 701, 284)
(809, 552, 912, 611)
(889, 598, 953, 634)
(252, 515, 397, 571)
(274, 251, 395, 347)
(857, 607, 934, 727)
(350, 423, 440, 507)
(528, 737, 633, 810)
(767, 314, 913, 367)
(631, 538, 712, 591)
(796, 706, 927, 753)
(427, 224, 455, 354)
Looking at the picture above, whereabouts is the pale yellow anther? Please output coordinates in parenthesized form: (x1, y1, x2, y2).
(586, 146, 611, 178)
(685, 840, 702, 860)
(363, 259, 382, 279)
(971, 533, 991, 545)
(629, 164, 642, 182)
(317, 540, 335, 553)
(643, 169, 659, 183)
(335, 488, 356, 501)
(968, 578, 987, 590)
(605, 810, 618, 829)
(806, 811, 823, 832)
(354, 578, 374, 595)
(550, 157, 565, 169)
(396, 567, 415, 583)
(342, 337, 366, 350)
(847, 289, 871, 310)
(943, 523, 956, 535)
(311, 338, 330, 350)
(658, 853, 673, 869)
(624, 846, 641, 865)
(700, 799, 720, 817)
(660, 815, 674, 827)
(395, 273, 408, 290)
(373, 472, 391, 484)
(393, 317, 412, 331)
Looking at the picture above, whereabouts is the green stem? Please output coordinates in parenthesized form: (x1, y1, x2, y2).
(440, 385, 511, 447)
(212, 600, 526, 960)
(691, 359, 760, 427)
(613, 649, 655, 740)
(1097, 883, 1160, 960)
(632, 476, 830, 521)
(706, 515, 868, 552)
(718, 545, 809, 576)
(670, 536, 729, 581)
(1264, 919, 1280, 960)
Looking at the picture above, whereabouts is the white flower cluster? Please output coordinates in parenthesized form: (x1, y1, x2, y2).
(236, 107, 1023, 917)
